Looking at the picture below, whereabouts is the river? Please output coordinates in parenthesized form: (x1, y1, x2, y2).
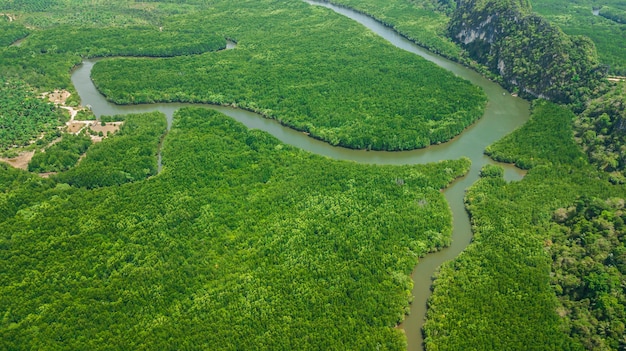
(70, 2, 530, 350)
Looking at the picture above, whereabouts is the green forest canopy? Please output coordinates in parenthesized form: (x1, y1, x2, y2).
(424, 101, 625, 350)
(88, 0, 486, 151)
(0, 78, 66, 150)
(0, 0, 487, 151)
(1, 0, 625, 350)
(0, 108, 470, 350)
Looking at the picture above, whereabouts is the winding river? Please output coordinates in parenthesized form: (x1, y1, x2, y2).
(70, 3, 530, 350)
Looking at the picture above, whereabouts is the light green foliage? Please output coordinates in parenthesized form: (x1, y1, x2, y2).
(485, 100, 586, 169)
(0, 0, 486, 150)
(91, 0, 486, 150)
(549, 197, 626, 350)
(424, 99, 625, 350)
(0, 1, 226, 91)
(0, 0, 176, 27)
(0, 108, 470, 350)
(532, 0, 626, 76)
(0, 46, 82, 91)
(320, 0, 461, 59)
(0, 78, 66, 150)
(28, 133, 92, 173)
(54, 112, 166, 188)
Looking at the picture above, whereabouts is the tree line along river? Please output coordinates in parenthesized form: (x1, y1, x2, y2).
(70, 2, 530, 350)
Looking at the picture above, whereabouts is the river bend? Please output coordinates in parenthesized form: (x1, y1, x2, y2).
(70, 3, 530, 350)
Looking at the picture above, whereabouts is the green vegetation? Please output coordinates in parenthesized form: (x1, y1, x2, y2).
(532, 0, 626, 76)
(549, 197, 626, 350)
(423, 102, 626, 350)
(1, 0, 624, 349)
(319, 0, 461, 59)
(0, 1, 227, 92)
(0, 78, 66, 150)
(574, 81, 626, 183)
(599, 6, 626, 24)
(485, 100, 586, 169)
(448, 0, 606, 108)
(90, 0, 486, 150)
(0, 107, 470, 350)
(28, 133, 92, 173)
(0, 16, 28, 47)
(1, 0, 486, 151)
(55, 112, 166, 189)
(0, 45, 82, 92)
(0, 0, 186, 27)
(21, 26, 225, 58)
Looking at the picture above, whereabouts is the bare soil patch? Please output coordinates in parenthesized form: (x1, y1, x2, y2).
(39, 172, 57, 178)
(67, 122, 86, 133)
(88, 122, 122, 143)
(90, 122, 122, 135)
(45, 90, 71, 105)
(0, 151, 34, 170)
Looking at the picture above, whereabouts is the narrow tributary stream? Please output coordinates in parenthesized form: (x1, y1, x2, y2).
(71, 4, 530, 350)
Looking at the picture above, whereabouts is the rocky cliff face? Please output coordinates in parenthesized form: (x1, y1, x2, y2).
(449, 0, 606, 107)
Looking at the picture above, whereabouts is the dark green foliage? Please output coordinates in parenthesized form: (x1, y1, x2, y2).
(478, 163, 504, 178)
(0, 78, 65, 149)
(549, 197, 626, 350)
(0, 108, 470, 350)
(0, 1, 226, 92)
(533, 0, 626, 76)
(22, 26, 225, 58)
(574, 82, 626, 183)
(449, 0, 606, 107)
(90, 0, 486, 151)
(0, 46, 82, 91)
(28, 133, 92, 173)
(599, 6, 626, 24)
(55, 112, 166, 188)
(0, 16, 29, 47)
(485, 100, 586, 169)
(0, 0, 57, 12)
(75, 109, 95, 120)
(0, 162, 56, 222)
(424, 103, 624, 350)
(99, 115, 126, 123)
(317, 0, 461, 59)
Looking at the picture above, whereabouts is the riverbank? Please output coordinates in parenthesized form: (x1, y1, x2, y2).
(71, 3, 529, 350)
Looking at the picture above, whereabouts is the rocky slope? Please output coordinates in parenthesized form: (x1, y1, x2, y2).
(449, 0, 606, 108)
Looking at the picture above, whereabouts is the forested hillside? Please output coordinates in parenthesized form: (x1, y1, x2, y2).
(54, 112, 166, 188)
(448, 0, 606, 108)
(574, 82, 626, 184)
(532, 0, 626, 76)
(28, 133, 91, 173)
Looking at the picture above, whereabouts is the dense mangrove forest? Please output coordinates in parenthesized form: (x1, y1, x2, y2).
(1, 0, 625, 350)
